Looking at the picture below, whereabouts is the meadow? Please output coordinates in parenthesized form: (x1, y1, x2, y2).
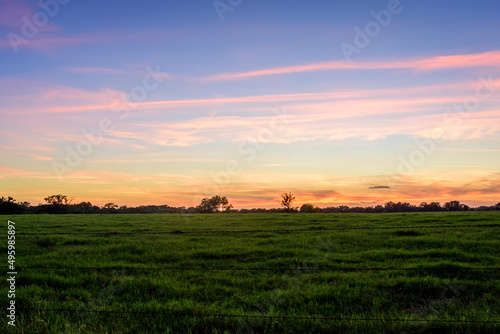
(1, 212, 500, 333)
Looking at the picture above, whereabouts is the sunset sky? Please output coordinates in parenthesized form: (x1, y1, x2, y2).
(1, 0, 500, 208)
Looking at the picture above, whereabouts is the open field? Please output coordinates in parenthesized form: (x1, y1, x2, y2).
(2, 212, 500, 333)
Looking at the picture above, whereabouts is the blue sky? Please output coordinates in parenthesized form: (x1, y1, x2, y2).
(1, 0, 500, 208)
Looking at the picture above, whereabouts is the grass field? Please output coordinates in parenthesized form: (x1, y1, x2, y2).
(2, 212, 500, 333)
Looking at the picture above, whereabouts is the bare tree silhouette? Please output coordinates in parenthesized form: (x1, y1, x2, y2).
(280, 191, 296, 212)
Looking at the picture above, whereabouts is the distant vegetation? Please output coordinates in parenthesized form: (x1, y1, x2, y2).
(197, 195, 233, 213)
(1, 195, 499, 215)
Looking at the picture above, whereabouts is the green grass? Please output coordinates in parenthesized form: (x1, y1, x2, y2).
(1, 212, 499, 333)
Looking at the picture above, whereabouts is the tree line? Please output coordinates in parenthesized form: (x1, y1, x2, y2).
(0, 194, 499, 215)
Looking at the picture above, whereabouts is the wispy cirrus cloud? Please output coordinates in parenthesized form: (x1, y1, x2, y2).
(200, 50, 500, 81)
(0, 151, 53, 161)
(0, 1, 167, 54)
(0, 84, 126, 115)
(64, 67, 129, 75)
(415, 51, 500, 71)
(0, 0, 33, 27)
(63, 67, 174, 80)
(0, 0, 97, 54)
(0, 88, 365, 115)
(0, 34, 109, 54)
(299, 190, 342, 200)
(0, 165, 43, 179)
(110, 129, 214, 147)
(0, 0, 59, 31)
(119, 104, 500, 146)
(5, 78, 493, 115)
(2, 78, 498, 150)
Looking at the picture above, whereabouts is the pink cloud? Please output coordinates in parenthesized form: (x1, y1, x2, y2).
(200, 51, 500, 81)
(118, 94, 493, 146)
(0, 0, 60, 32)
(110, 129, 214, 147)
(3, 78, 485, 116)
(0, 165, 42, 179)
(5, 35, 105, 54)
(0, 19, 191, 54)
(24, 154, 52, 161)
(63, 67, 174, 80)
(0, 150, 53, 161)
(415, 51, 500, 71)
(0, 89, 364, 114)
(9, 86, 458, 115)
(298, 190, 342, 201)
(1, 85, 125, 114)
(0, 0, 33, 28)
(2, 80, 498, 152)
(64, 67, 129, 75)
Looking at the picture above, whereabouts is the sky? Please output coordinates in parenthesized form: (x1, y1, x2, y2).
(1, 0, 500, 209)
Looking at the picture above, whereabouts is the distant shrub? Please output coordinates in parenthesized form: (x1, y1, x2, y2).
(300, 203, 320, 213)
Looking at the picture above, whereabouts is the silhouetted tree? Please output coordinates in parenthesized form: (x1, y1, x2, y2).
(0, 196, 28, 214)
(72, 201, 94, 213)
(212, 195, 233, 212)
(1, 196, 15, 203)
(38, 194, 73, 213)
(44, 194, 72, 205)
(186, 207, 199, 214)
(300, 203, 320, 213)
(197, 196, 232, 213)
(338, 205, 350, 213)
(385, 201, 414, 212)
(2, 194, 491, 214)
(444, 200, 469, 211)
(419, 202, 442, 212)
(445, 200, 460, 211)
(384, 201, 396, 212)
(77, 202, 93, 210)
(280, 192, 296, 212)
